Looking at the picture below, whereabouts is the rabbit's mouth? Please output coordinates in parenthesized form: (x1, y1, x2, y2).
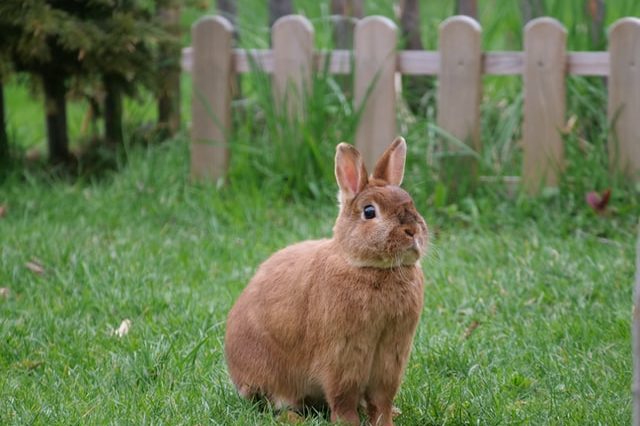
(399, 235, 425, 263)
(400, 245, 421, 265)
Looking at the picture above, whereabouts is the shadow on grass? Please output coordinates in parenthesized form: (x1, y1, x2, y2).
(0, 124, 181, 184)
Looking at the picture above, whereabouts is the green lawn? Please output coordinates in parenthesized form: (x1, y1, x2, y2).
(2, 1, 640, 424)
(0, 140, 636, 424)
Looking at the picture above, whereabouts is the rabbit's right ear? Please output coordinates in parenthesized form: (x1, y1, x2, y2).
(335, 143, 368, 201)
(372, 136, 407, 186)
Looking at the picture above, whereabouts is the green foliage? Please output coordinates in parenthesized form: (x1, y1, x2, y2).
(0, 0, 161, 83)
(0, 0, 176, 160)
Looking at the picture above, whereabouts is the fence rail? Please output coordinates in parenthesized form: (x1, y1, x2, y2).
(182, 14, 640, 192)
(181, 50, 611, 77)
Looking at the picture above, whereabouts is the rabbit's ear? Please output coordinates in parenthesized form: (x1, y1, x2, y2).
(372, 136, 407, 186)
(335, 143, 368, 199)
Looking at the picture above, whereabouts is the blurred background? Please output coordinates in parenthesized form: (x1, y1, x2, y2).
(1, 1, 638, 185)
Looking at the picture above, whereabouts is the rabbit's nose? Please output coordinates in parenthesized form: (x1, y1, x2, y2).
(399, 206, 418, 225)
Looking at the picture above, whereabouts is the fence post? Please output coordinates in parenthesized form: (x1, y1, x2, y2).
(437, 16, 482, 193)
(272, 15, 314, 119)
(522, 17, 567, 193)
(354, 16, 398, 170)
(608, 18, 640, 180)
(190, 16, 233, 182)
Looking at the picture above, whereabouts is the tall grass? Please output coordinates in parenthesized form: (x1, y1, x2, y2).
(225, 57, 365, 200)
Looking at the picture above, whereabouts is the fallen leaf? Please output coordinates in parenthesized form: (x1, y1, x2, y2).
(26, 148, 41, 162)
(489, 303, 498, 316)
(114, 319, 132, 337)
(25, 259, 45, 275)
(586, 189, 611, 214)
(0, 204, 6, 218)
(577, 137, 593, 153)
(14, 359, 44, 371)
(277, 410, 304, 424)
(463, 320, 481, 340)
(0, 287, 9, 299)
(561, 114, 577, 134)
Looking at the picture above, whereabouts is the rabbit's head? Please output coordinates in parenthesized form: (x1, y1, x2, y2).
(333, 137, 428, 268)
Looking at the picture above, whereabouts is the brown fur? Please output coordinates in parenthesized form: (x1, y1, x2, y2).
(225, 137, 427, 426)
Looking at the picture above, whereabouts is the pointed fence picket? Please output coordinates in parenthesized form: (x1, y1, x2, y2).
(184, 15, 640, 193)
(608, 17, 640, 178)
(522, 18, 567, 193)
(437, 16, 482, 191)
(272, 15, 314, 119)
(190, 16, 232, 182)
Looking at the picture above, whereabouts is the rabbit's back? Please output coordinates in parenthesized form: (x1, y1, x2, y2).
(224, 239, 331, 403)
(229, 239, 330, 349)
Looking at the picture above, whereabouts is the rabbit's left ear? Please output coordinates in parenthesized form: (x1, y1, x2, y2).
(335, 143, 368, 200)
(372, 136, 407, 186)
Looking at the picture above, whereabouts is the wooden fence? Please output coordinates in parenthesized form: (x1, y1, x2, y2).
(182, 14, 640, 193)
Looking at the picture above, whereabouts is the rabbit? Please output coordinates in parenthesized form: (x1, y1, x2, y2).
(224, 137, 428, 426)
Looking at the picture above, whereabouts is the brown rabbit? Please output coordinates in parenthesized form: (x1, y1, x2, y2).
(225, 137, 427, 426)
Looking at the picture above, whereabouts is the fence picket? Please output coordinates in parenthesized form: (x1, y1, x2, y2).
(522, 18, 567, 193)
(354, 17, 398, 170)
(272, 15, 314, 118)
(190, 16, 233, 182)
(437, 16, 482, 190)
(608, 18, 640, 179)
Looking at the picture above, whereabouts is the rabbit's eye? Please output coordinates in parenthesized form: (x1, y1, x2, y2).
(363, 205, 376, 219)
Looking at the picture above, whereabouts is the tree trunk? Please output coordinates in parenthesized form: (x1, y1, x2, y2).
(400, 0, 422, 50)
(104, 76, 123, 146)
(157, 1, 182, 136)
(456, 0, 477, 19)
(217, 0, 238, 41)
(269, 0, 293, 28)
(42, 73, 71, 164)
(331, 0, 363, 49)
(520, 0, 544, 23)
(586, 0, 605, 49)
(399, 0, 433, 115)
(218, 0, 241, 100)
(330, 0, 363, 96)
(0, 81, 8, 164)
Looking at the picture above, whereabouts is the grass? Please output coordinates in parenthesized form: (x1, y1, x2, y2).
(0, 138, 637, 424)
(1, 0, 640, 424)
